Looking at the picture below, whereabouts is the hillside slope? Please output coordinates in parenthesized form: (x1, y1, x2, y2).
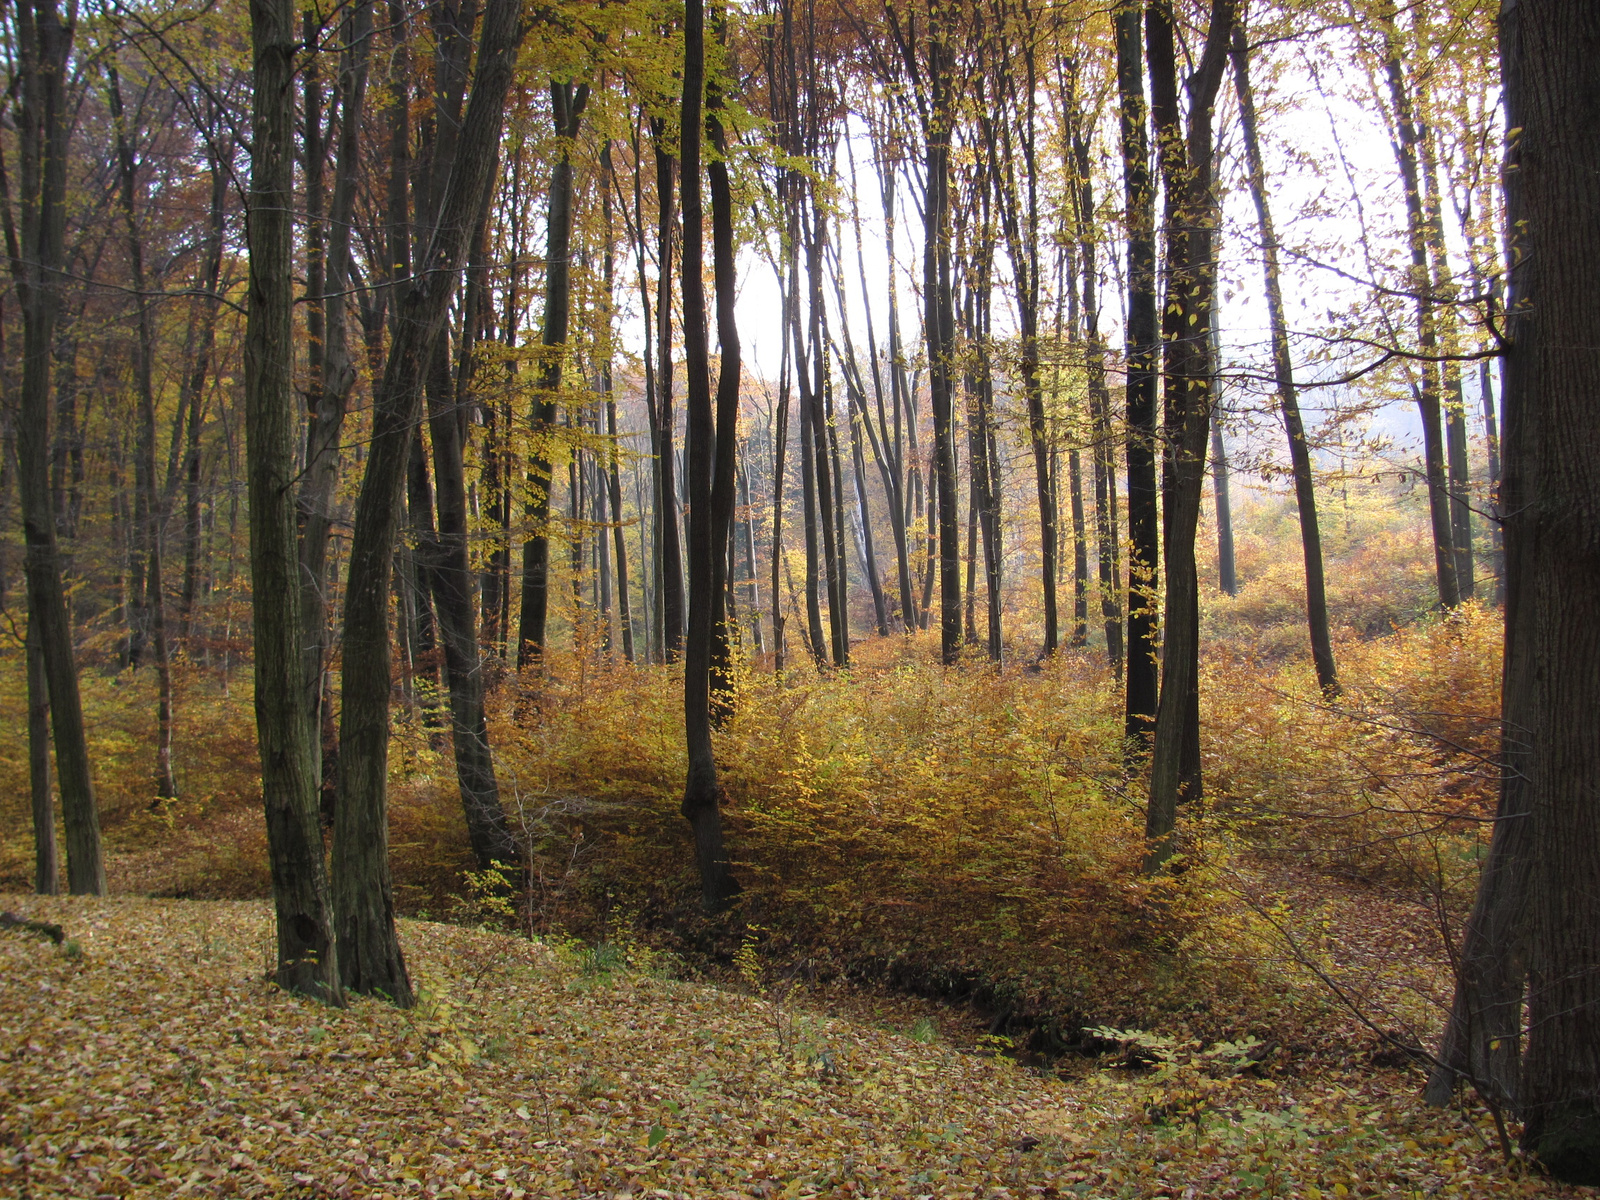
(0, 897, 1570, 1199)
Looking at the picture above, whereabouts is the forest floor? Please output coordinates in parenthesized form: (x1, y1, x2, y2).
(0, 894, 1584, 1200)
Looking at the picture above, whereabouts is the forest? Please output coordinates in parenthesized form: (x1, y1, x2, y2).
(2, 0, 1598, 1194)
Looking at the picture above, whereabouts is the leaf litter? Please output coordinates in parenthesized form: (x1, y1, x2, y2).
(0, 896, 1580, 1199)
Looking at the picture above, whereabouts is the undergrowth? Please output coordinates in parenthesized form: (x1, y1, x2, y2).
(0, 606, 1502, 1059)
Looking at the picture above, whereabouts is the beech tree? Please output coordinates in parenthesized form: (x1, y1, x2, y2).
(246, 0, 339, 997)
(679, 0, 739, 910)
(1143, 0, 1234, 869)
(11, 0, 104, 896)
(333, 0, 522, 1002)
(1427, 0, 1600, 1181)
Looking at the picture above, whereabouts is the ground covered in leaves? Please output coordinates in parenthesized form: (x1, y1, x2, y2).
(0, 897, 1583, 1199)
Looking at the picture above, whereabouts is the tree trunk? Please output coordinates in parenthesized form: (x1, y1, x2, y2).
(599, 143, 636, 662)
(1115, 0, 1160, 748)
(428, 207, 515, 870)
(1442, 4, 1600, 1179)
(106, 65, 177, 800)
(652, 119, 685, 661)
(298, 0, 371, 802)
(1211, 412, 1237, 597)
(1232, 26, 1337, 695)
(179, 127, 227, 648)
(1377, 3, 1460, 610)
(679, 0, 738, 911)
(518, 80, 589, 666)
(245, 0, 337, 994)
(1067, 116, 1124, 677)
(1144, 0, 1234, 871)
(27, 616, 58, 894)
(12, 0, 103, 896)
(333, 0, 520, 1003)
(923, 22, 961, 665)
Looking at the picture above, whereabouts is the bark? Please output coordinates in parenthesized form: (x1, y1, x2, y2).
(983, 32, 1053, 657)
(518, 80, 589, 666)
(1377, 3, 1460, 609)
(107, 65, 176, 800)
(1210, 405, 1237, 597)
(923, 21, 961, 665)
(770, 268, 792, 666)
(179, 129, 227, 647)
(1231, 26, 1337, 695)
(1481, 358, 1505, 603)
(679, 0, 738, 912)
(791, 204, 827, 664)
(1068, 447, 1089, 644)
(809, 202, 848, 666)
(12, 0, 102, 896)
(333, 0, 521, 1003)
(651, 118, 685, 661)
(1114, 0, 1160, 748)
(880, 158, 919, 633)
(738, 452, 765, 654)
(1419, 112, 1475, 600)
(848, 381, 889, 636)
(245, 0, 337, 994)
(1068, 112, 1124, 677)
(1143, 0, 1234, 871)
(705, 41, 743, 716)
(27, 617, 58, 894)
(427, 200, 514, 871)
(1440, 3, 1600, 1179)
(599, 143, 636, 662)
(297, 0, 371, 799)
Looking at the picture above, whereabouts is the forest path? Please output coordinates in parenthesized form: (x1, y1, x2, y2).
(0, 895, 1569, 1199)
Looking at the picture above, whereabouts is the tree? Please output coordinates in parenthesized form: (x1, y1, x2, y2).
(11, 0, 103, 896)
(1143, 0, 1233, 870)
(1231, 21, 1337, 696)
(1428, 0, 1600, 1181)
(679, 0, 738, 911)
(333, 0, 522, 1002)
(1114, 0, 1159, 749)
(518, 77, 590, 666)
(246, 0, 339, 997)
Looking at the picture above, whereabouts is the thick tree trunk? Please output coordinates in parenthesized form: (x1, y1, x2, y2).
(1144, 0, 1233, 870)
(1115, 0, 1159, 748)
(1439, 4, 1600, 1180)
(246, 0, 337, 994)
(679, 0, 738, 911)
(27, 617, 58, 894)
(12, 0, 102, 896)
(705, 48, 743, 718)
(333, 0, 520, 1003)
(1232, 27, 1337, 695)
